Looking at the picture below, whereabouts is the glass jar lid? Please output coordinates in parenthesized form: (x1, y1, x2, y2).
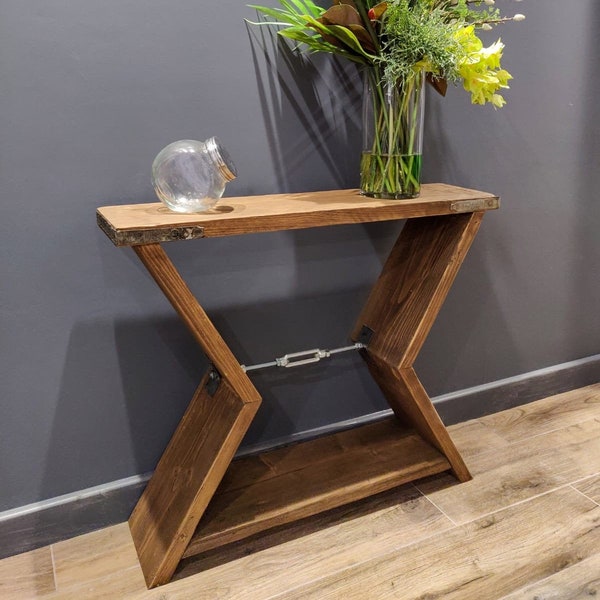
(205, 137, 237, 182)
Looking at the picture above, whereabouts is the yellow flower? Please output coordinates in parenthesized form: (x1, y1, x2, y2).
(491, 94, 506, 108)
(454, 26, 513, 108)
(480, 39, 504, 69)
(454, 25, 482, 54)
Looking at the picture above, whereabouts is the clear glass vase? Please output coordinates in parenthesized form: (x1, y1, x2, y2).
(360, 69, 425, 199)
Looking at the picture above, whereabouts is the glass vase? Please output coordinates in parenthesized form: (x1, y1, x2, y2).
(360, 69, 426, 199)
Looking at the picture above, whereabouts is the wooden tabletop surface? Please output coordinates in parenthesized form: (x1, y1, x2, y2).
(97, 184, 499, 246)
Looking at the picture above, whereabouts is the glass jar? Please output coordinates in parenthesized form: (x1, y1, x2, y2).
(151, 137, 237, 213)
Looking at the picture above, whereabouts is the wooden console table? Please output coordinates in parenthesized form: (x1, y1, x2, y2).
(97, 184, 499, 588)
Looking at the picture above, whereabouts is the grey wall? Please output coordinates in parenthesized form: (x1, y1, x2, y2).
(1, 0, 598, 512)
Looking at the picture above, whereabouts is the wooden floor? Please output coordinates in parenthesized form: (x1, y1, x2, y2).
(2, 384, 599, 599)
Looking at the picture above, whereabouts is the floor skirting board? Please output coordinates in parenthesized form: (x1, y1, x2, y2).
(0, 477, 149, 560)
(434, 353, 600, 425)
(1, 354, 598, 560)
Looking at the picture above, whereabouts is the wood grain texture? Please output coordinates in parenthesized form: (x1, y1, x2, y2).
(498, 553, 600, 599)
(481, 383, 600, 442)
(141, 491, 600, 600)
(278, 489, 600, 600)
(183, 418, 450, 558)
(97, 185, 498, 246)
(417, 417, 600, 524)
(138, 487, 454, 600)
(0, 547, 55, 599)
(363, 356, 471, 482)
(279, 487, 600, 600)
(129, 373, 260, 588)
(52, 524, 140, 591)
(132, 243, 260, 404)
(351, 211, 484, 368)
(49, 568, 146, 600)
(443, 419, 510, 460)
(175, 485, 451, 578)
(573, 474, 600, 505)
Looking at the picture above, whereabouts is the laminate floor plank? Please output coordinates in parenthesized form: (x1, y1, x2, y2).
(51, 523, 140, 591)
(128, 486, 452, 600)
(573, 474, 600, 505)
(444, 419, 510, 459)
(274, 487, 600, 600)
(498, 553, 600, 600)
(0, 547, 56, 599)
(417, 417, 600, 523)
(47, 567, 146, 600)
(478, 383, 600, 443)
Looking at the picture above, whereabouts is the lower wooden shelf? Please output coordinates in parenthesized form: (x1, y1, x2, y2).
(182, 417, 451, 559)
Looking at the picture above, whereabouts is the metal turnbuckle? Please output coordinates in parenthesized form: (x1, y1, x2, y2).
(241, 342, 365, 373)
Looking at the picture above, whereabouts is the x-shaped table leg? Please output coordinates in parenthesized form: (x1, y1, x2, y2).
(128, 243, 262, 588)
(128, 210, 482, 587)
(352, 211, 484, 482)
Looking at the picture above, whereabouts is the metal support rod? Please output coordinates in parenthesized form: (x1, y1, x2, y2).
(241, 343, 365, 373)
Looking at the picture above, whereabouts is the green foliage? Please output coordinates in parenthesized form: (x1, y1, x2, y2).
(247, 1, 379, 64)
(429, 0, 500, 24)
(379, 0, 462, 84)
(247, 0, 521, 107)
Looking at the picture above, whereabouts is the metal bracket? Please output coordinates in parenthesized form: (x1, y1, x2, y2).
(357, 325, 374, 347)
(450, 198, 498, 213)
(205, 368, 221, 396)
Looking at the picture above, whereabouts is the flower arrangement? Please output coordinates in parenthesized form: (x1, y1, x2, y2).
(248, 0, 524, 197)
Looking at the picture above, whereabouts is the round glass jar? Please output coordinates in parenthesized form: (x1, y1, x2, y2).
(151, 137, 237, 213)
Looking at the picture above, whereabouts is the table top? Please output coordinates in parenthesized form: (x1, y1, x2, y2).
(97, 184, 499, 246)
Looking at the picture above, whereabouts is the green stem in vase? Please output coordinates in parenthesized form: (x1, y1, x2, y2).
(361, 69, 425, 199)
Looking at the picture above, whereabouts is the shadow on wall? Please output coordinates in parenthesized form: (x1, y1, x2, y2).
(246, 19, 362, 192)
(422, 93, 468, 185)
(208, 285, 388, 447)
(414, 230, 522, 397)
(40, 315, 203, 506)
(41, 282, 389, 508)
